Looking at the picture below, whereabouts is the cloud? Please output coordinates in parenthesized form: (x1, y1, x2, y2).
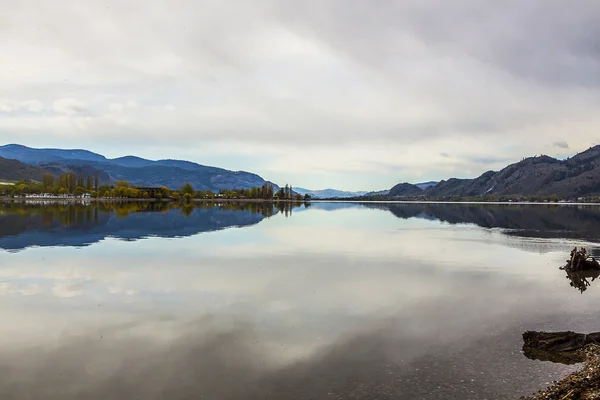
(0, 282, 43, 296)
(0, 99, 44, 113)
(553, 141, 569, 149)
(0, 1, 599, 189)
(52, 98, 86, 115)
(52, 282, 84, 298)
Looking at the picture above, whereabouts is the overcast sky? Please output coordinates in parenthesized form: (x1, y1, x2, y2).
(1, 0, 599, 191)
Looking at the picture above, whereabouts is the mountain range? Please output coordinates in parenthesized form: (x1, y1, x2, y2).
(0, 144, 272, 191)
(294, 182, 438, 199)
(382, 146, 600, 199)
(4, 143, 600, 198)
(293, 188, 369, 199)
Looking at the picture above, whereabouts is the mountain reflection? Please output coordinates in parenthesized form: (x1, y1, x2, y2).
(0, 201, 305, 251)
(3, 201, 600, 252)
(355, 203, 600, 243)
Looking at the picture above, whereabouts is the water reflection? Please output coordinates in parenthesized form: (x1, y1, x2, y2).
(0, 201, 306, 251)
(564, 269, 600, 293)
(359, 203, 600, 243)
(3, 201, 600, 253)
(2, 201, 600, 399)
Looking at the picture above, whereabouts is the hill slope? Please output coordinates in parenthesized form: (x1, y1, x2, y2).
(0, 156, 47, 182)
(41, 163, 111, 185)
(389, 182, 424, 197)
(0, 144, 272, 191)
(421, 146, 600, 198)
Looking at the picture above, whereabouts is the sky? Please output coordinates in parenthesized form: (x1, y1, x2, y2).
(1, 0, 600, 191)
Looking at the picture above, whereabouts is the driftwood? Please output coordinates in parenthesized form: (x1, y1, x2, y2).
(562, 247, 600, 271)
(522, 330, 600, 364)
(560, 247, 600, 293)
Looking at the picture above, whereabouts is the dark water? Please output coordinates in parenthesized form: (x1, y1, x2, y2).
(1, 201, 600, 399)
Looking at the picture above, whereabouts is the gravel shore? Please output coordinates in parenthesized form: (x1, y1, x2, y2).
(520, 345, 600, 399)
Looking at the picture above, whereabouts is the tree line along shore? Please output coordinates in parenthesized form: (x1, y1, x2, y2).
(0, 172, 310, 201)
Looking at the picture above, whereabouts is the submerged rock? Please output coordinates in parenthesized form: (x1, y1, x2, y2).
(522, 331, 591, 365)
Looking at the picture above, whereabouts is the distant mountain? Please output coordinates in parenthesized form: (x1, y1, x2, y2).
(388, 182, 424, 197)
(415, 181, 438, 190)
(110, 156, 206, 170)
(109, 155, 156, 168)
(0, 144, 107, 164)
(0, 155, 112, 186)
(0, 156, 46, 182)
(88, 162, 266, 191)
(364, 189, 390, 196)
(422, 178, 471, 197)
(294, 187, 368, 199)
(387, 146, 600, 199)
(0, 144, 273, 191)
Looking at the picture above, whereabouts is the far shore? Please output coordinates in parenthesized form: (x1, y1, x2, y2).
(0, 196, 306, 203)
(191, 198, 306, 203)
(311, 199, 600, 206)
(0, 196, 166, 202)
(2, 197, 600, 206)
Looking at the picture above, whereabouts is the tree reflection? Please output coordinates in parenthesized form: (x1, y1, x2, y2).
(0, 200, 312, 251)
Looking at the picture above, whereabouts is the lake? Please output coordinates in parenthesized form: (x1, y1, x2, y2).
(1, 201, 600, 399)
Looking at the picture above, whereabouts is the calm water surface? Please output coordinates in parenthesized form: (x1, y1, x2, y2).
(1, 201, 600, 399)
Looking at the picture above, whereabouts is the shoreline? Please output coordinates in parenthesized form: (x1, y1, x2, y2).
(192, 198, 305, 203)
(0, 197, 308, 204)
(520, 345, 600, 399)
(0, 197, 167, 202)
(2, 197, 600, 206)
(312, 200, 600, 206)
